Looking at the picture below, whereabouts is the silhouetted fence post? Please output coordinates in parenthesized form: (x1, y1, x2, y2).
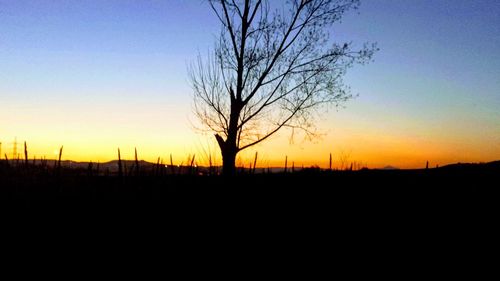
(57, 146, 63, 173)
(170, 154, 175, 175)
(253, 152, 258, 174)
(208, 153, 213, 175)
(156, 157, 161, 176)
(190, 154, 196, 175)
(118, 148, 123, 178)
(53, 145, 63, 182)
(41, 156, 46, 171)
(24, 141, 28, 167)
(87, 161, 93, 177)
(284, 156, 288, 173)
(134, 147, 140, 176)
(329, 153, 332, 171)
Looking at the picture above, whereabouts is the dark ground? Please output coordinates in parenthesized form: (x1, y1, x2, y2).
(1, 161, 497, 211)
(1, 161, 496, 269)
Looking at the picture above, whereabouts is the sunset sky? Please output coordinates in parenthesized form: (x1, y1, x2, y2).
(1, 0, 499, 169)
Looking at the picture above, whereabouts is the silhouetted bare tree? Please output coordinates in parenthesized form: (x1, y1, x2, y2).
(190, 0, 377, 175)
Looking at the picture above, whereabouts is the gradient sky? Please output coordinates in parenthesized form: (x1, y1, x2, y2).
(1, 0, 499, 168)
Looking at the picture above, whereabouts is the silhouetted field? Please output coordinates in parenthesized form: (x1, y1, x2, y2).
(1, 160, 497, 212)
(1, 161, 497, 257)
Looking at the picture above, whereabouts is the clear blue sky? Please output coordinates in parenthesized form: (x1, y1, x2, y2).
(0, 0, 499, 167)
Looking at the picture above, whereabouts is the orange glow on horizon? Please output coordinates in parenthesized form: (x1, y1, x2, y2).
(1, 84, 498, 170)
(2, 125, 498, 170)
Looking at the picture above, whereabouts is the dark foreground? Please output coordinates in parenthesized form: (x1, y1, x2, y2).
(1, 162, 496, 260)
(1, 161, 497, 210)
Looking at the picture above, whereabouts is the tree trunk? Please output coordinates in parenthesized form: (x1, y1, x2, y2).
(215, 97, 242, 176)
(215, 133, 238, 176)
(221, 147, 237, 176)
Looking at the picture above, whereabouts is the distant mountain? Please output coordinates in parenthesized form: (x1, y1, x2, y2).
(439, 160, 500, 170)
(381, 165, 400, 170)
(375, 161, 500, 171)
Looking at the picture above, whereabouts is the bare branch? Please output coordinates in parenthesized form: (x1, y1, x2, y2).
(191, 0, 377, 173)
